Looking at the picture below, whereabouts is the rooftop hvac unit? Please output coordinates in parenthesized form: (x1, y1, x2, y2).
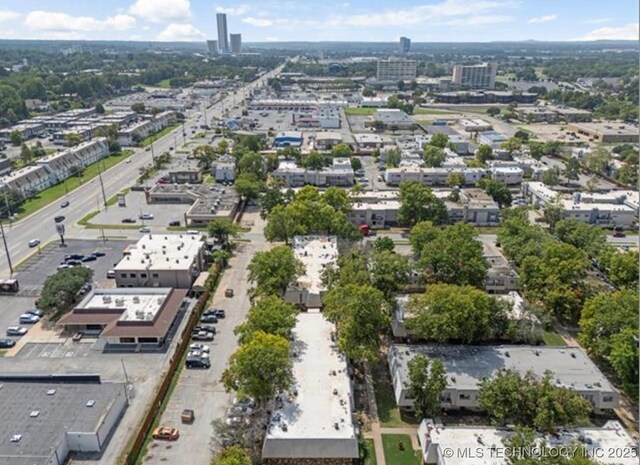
(102, 296, 112, 303)
(133, 296, 140, 303)
(115, 298, 125, 307)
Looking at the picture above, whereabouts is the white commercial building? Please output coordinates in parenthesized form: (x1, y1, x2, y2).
(262, 312, 358, 460)
(284, 235, 338, 309)
(385, 166, 487, 186)
(373, 109, 414, 129)
(478, 131, 508, 149)
(272, 160, 354, 187)
(418, 419, 637, 465)
(0, 164, 53, 197)
(452, 63, 497, 89)
(490, 166, 523, 185)
(377, 58, 417, 82)
(211, 155, 236, 181)
(114, 233, 206, 288)
(388, 345, 619, 412)
(459, 118, 493, 132)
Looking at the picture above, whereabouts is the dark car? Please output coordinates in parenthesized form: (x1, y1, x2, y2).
(82, 255, 97, 262)
(92, 251, 106, 257)
(169, 220, 181, 227)
(194, 325, 216, 334)
(212, 309, 226, 318)
(200, 314, 218, 323)
(0, 338, 16, 348)
(186, 357, 210, 369)
(26, 309, 44, 317)
(65, 254, 84, 261)
(66, 259, 82, 266)
(60, 200, 70, 208)
(612, 231, 626, 238)
(54, 215, 65, 223)
(122, 218, 136, 224)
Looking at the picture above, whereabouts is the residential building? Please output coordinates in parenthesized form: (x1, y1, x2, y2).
(0, 159, 10, 176)
(36, 138, 109, 183)
(0, 122, 45, 141)
(434, 91, 537, 104)
(216, 13, 229, 53)
(230, 33, 242, 54)
(114, 233, 206, 288)
(272, 159, 354, 187)
(377, 58, 417, 82)
(168, 160, 202, 184)
(313, 132, 343, 151)
(482, 239, 519, 293)
(458, 118, 493, 132)
(567, 122, 637, 143)
(388, 345, 619, 412)
(262, 311, 358, 461)
(284, 236, 337, 309)
(58, 288, 188, 347)
(206, 40, 218, 55)
(385, 166, 487, 186)
(211, 155, 236, 181)
(0, 374, 128, 465)
(399, 36, 411, 53)
(0, 165, 53, 197)
(417, 419, 637, 465)
(274, 131, 303, 148)
(477, 131, 508, 149)
(451, 63, 497, 89)
(489, 166, 523, 185)
(416, 134, 469, 154)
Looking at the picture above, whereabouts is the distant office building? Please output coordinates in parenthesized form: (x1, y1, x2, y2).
(377, 58, 417, 82)
(230, 33, 242, 53)
(206, 40, 218, 55)
(216, 13, 229, 53)
(399, 36, 411, 53)
(452, 62, 497, 89)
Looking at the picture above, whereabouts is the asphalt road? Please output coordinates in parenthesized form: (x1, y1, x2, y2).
(0, 64, 285, 278)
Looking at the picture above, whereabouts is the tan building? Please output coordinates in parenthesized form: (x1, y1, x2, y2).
(567, 122, 637, 143)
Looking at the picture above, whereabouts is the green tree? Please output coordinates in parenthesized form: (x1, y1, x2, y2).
(584, 147, 611, 175)
(385, 148, 401, 167)
(423, 146, 445, 167)
(372, 236, 395, 253)
(371, 120, 385, 132)
(237, 151, 264, 179)
(221, 331, 292, 405)
(193, 144, 216, 169)
(369, 250, 411, 297)
(19, 143, 32, 165)
(428, 133, 449, 149)
(555, 220, 605, 258)
(211, 446, 252, 465)
(234, 172, 263, 200)
(498, 208, 553, 265)
(216, 139, 230, 155)
(478, 370, 591, 433)
(406, 284, 508, 343)
(609, 326, 639, 394)
(541, 168, 559, 186)
(301, 151, 327, 170)
(418, 223, 488, 287)
(322, 250, 371, 289)
(95, 103, 105, 114)
(528, 141, 544, 160)
(563, 157, 581, 182)
(478, 178, 512, 208)
(263, 205, 301, 244)
(476, 144, 494, 164)
(207, 218, 242, 246)
(9, 130, 22, 147)
(323, 284, 388, 361)
(247, 246, 305, 298)
(398, 181, 447, 227)
(409, 221, 440, 257)
(37, 267, 93, 321)
(131, 102, 146, 113)
(486, 107, 500, 116)
(601, 250, 639, 288)
(446, 172, 465, 188)
(331, 143, 353, 158)
(407, 355, 447, 418)
(543, 141, 562, 156)
(323, 187, 351, 214)
(350, 157, 362, 171)
(66, 132, 83, 147)
(501, 136, 522, 154)
(235, 296, 298, 344)
(513, 129, 530, 142)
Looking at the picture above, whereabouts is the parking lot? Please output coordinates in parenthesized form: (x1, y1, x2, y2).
(15, 238, 133, 291)
(88, 191, 190, 229)
(16, 341, 95, 358)
(0, 295, 38, 345)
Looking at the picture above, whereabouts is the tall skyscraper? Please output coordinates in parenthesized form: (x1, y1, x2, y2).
(399, 37, 411, 54)
(216, 13, 229, 53)
(230, 33, 242, 54)
(206, 40, 218, 55)
(452, 63, 497, 89)
(377, 58, 417, 82)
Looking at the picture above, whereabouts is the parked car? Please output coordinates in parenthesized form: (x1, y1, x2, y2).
(60, 200, 70, 208)
(19, 314, 39, 324)
(66, 259, 82, 266)
(188, 349, 210, 359)
(106, 270, 116, 279)
(181, 409, 195, 423)
(139, 226, 151, 233)
(54, 215, 65, 223)
(0, 338, 16, 348)
(26, 309, 44, 317)
(185, 357, 210, 369)
(168, 220, 181, 227)
(82, 255, 97, 262)
(612, 231, 626, 238)
(189, 343, 210, 353)
(65, 254, 84, 261)
(122, 218, 136, 224)
(194, 325, 216, 334)
(152, 427, 180, 441)
(6, 326, 27, 336)
(92, 251, 106, 257)
(200, 314, 218, 323)
(191, 331, 214, 341)
(206, 309, 226, 319)
(28, 239, 40, 248)
(57, 264, 70, 271)
(139, 213, 154, 220)
(225, 288, 234, 298)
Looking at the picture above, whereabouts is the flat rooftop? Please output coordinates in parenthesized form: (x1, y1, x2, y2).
(292, 235, 338, 294)
(262, 312, 358, 459)
(81, 288, 171, 322)
(389, 344, 615, 393)
(0, 375, 125, 465)
(569, 122, 637, 135)
(115, 233, 204, 271)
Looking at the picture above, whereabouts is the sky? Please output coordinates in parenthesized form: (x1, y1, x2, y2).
(0, 0, 637, 43)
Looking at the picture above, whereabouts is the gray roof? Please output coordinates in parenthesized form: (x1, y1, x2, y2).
(0, 377, 125, 465)
(389, 345, 615, 393)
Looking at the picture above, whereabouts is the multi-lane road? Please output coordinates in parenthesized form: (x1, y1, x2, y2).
(0, 64, 285, 278)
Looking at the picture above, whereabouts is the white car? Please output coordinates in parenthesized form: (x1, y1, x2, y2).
(28, 239, 40, 248)
(139, 213, 154, 220)
(188, 350, 210, 359)
(139, 226, 151, 233)
(19, 314, 39, 324)
(6, 326, 27, 336)
(189, 343, 210, 353)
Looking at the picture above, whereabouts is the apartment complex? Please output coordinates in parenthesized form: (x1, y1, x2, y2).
(114, 233, 206, 288)
(376, 58, 417, 82)
(388, 345, 618, 412)
(216, 13, 229, 53)
(272, 159, 354, 187)
(452, 63, 497, 89)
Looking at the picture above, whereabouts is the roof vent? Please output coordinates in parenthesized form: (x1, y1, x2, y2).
(334, 422, 340, 430)
(333, 388, 338, 395)
(281, 423, 288, 432)
(86, 400, 95, 407)
(30, 411, 40, 417)
(570, 352, 576, 358)
(46, 389, 56, 396)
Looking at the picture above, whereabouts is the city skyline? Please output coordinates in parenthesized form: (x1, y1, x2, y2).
(0, 0, 636, 43)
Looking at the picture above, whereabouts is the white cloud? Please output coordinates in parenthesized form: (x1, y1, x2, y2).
(445, 15, 513, 26)
(326, 0, 516, 28)
(242, 17, 274, 27)
(0, 10, 20, 23)
(156, 23, 205, 41)
(584, 18, 612, 25)
(129, 0, 191, 23)
(528, 14, 557, 24)
(574, 22, 639, 41)
(265, 36, 280, 42)
(24, 11, 136, 32)
(216, 5, 249, 16)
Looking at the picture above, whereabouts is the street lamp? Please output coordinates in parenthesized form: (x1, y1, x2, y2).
(0, 222, 13, 275)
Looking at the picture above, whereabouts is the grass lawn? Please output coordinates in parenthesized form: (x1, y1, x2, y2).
(156, 79, 171, 89)
(140, 124, 179, 147)
(362, 438, 378, 465)
(372, 358, 417, 427)
(413, 108, 453, 115)
(381, 434, 421, 465)
(5, 151, 133, 222)
(543, 331, 567, 346)
(345, 107, 376, 116)
(0, 350, 6, 357)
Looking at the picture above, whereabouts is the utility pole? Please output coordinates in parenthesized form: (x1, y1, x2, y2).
(0, 222, 13, 275)
(97, 162, 108, 209)
(150, 136, 156, 166)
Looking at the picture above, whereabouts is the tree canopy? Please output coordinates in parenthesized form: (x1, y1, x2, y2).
(247, 246, 305, 298)
(37, 267, 93, 321)
(235, 296, 298, 344)
(210, 446, 252, 465)
(398, 181, 447, 227)
(407, 355, 447, 419)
